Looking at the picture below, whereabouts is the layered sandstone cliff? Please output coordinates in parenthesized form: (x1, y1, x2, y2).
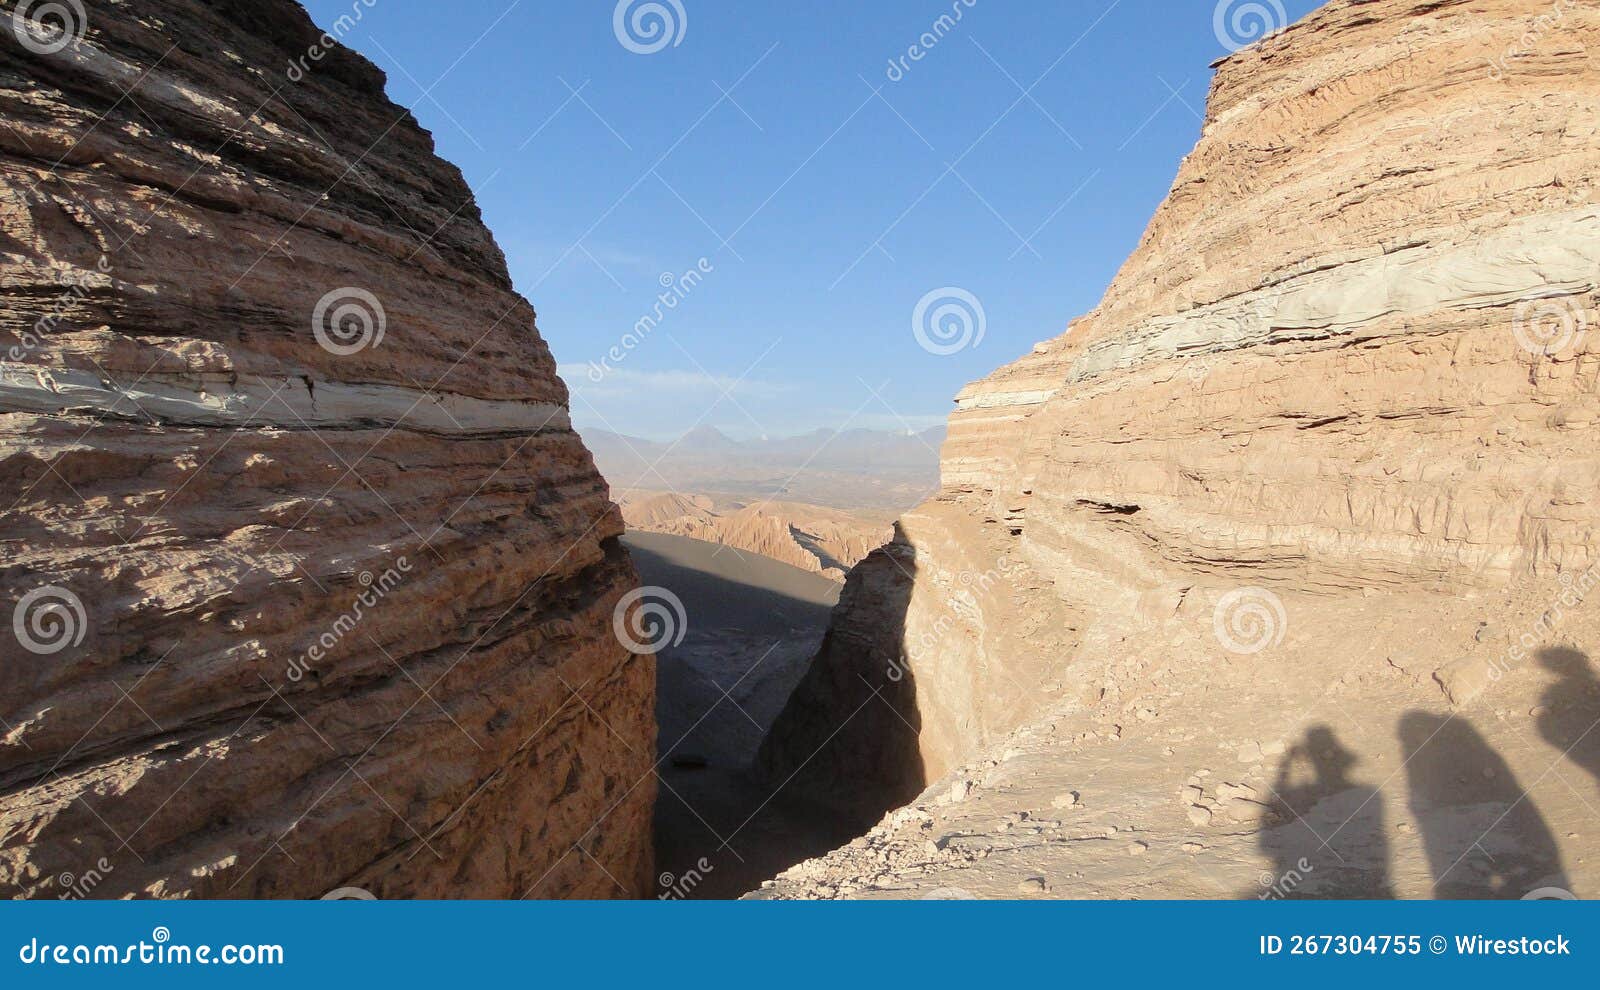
(0, 1, 652, 898)
(761, 0, 1600, 896)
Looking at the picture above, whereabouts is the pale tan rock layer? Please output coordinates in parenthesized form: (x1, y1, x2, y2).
(0, 2, 653, 898)
(764, 0, 1600, 823)
(617, 489, 892, 582)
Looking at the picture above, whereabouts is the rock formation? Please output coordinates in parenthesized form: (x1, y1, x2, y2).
(0, 1, 652, 898)
(617, 489, 891, 581)
(760, 0, 1600, 896)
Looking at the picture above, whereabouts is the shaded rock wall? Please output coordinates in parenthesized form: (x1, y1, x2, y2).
(0, 0, 653, 898)
(763, 0, 1600, 813)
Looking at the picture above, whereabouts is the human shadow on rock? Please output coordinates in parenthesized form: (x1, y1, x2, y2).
(1535, 647, 1600, 800)
(1400, 712, 1568, 898)
(1254, 725, 1393, 898)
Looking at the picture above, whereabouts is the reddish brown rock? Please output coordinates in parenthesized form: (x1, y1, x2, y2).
(0, 1, 652, 898)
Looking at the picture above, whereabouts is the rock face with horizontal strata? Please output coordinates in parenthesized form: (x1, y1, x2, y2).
(0, 1, 653, 898)
(762, 0, 1600, 827)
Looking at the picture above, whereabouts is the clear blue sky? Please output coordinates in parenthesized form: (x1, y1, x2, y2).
(301, 0, 1325, 441)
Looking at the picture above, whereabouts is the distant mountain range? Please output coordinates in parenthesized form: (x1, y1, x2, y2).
(580, 425, 946, 512)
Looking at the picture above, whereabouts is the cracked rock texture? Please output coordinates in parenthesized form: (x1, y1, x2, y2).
(760, 0, 1600, 897)
(0, 0, 653, 898)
